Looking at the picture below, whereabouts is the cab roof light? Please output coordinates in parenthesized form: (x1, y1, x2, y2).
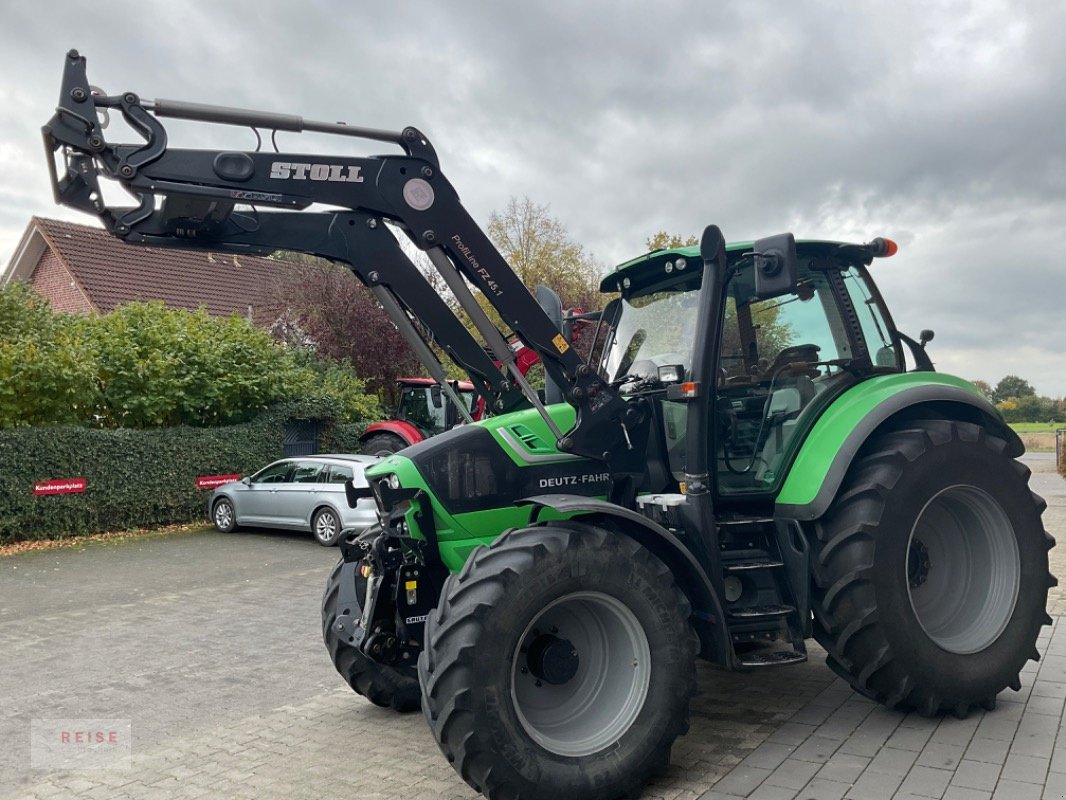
(868, 237, 898, 258)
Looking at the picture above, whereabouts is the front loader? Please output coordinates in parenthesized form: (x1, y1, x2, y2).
(44, 52, 1054, 800)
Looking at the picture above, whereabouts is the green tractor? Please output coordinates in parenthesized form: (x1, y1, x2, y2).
(327, 236, 1053, 798)
(45, 52, 1053, 800)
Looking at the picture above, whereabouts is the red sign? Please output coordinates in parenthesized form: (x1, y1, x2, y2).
(33, 478, 87, 496)
(195, 474, 242, 489)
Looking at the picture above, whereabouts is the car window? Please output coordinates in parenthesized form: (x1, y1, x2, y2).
(327, 465, 354, 484)
(291, 462, 324, 483)
(252, 462, 291, 484)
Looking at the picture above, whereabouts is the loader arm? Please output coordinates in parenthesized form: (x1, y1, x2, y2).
(43, 50, 649, 478)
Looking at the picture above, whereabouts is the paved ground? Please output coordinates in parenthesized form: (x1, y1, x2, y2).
(0, 454, 1063, 800)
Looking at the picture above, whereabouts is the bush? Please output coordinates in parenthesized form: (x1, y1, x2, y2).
(0, 400, 367, 544)
(0, 286, 380, 429)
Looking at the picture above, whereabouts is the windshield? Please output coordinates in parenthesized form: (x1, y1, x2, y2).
(601, 289, 700, 381)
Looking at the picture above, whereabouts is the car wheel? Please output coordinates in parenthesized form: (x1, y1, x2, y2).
(313, 507, 343, 547)
(212, 498, 238, 533)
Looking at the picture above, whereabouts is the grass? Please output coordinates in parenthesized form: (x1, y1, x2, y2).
(1010, 422, 1066, 433)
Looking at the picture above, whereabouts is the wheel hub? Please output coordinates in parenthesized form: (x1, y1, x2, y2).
(526, 634, 579, 685)
(908, 539, 930, 588)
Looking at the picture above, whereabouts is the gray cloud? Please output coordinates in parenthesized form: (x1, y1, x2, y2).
(1, 0, 1064, 391)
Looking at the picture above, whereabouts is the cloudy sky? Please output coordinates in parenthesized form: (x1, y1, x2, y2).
(1, 1, 1064, 393)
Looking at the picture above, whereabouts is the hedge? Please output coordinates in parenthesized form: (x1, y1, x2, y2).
(0, 400, 366, 544)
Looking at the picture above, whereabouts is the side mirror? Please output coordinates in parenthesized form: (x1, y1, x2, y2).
(430, 384, 443, 409)
(241, 477, 250, 485)
(752, 232, 798, 298)
(920, 329, 935, 347)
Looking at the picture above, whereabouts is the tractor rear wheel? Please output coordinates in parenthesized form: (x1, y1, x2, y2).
(361, 433, 408, 457)
(322, 559, 421, 712)
(812, 420, 1054, 717)
(419, 522, 697, 800)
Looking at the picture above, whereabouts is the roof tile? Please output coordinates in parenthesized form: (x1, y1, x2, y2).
(33, 216, 293, 324)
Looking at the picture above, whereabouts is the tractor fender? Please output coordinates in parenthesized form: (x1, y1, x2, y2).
(518, 493, 734, 667)
(361, 420, 424, 447)
(775, 375, 1021, 521)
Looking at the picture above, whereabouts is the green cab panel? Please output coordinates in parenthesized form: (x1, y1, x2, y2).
(775, 372, 1017, 520)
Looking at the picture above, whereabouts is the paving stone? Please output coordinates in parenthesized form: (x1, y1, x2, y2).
(767, 723, 819, 747)
(1000, 753, 1051, 785)
(964, 738, 1011, 766)
(838, 731, 895, 758)
(851, 772, 912, 800)
(710, 766, 773, 797)
(941, 789, 992, 800)
(1024, 694, 1066, 718)
(765, 759, 821, 790)
(790, 737, 841, 765)
(990, 779, 1042, 799)
(932, 717, 982, 747)
(897, 765, 952, 798)
(1041, 770, 1066, 800)
(747, 784, 798, 800)
(868, 747, 920, 776)
(742, 743, 796, 771)
(950, 760, 1001, 791)
(887, 726, 936, 753)
(916, 742, 968, 771)
(816, 753, 870, 784)
(795, 778, 849, 800)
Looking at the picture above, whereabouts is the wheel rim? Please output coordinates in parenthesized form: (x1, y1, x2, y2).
(214, 501, 233, 530)
(510, 591, 651, 757)
(315, 512, 337, 542)
(906, 484, 1021, 654)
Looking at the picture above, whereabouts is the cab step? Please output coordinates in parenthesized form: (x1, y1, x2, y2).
(728, 604, 794, 620)
(738, 650, 808, 668)
(725, 559, 784, 572)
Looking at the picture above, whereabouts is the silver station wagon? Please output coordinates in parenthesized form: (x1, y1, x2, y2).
(208, 454, 379, 546)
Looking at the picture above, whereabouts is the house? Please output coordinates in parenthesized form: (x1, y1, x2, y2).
(2, 216, 296, 324)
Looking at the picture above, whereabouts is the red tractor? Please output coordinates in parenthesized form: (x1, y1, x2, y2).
(360, 344, 542, 456)
(360, 322, 581, 456)
(359, 377, 478, 456)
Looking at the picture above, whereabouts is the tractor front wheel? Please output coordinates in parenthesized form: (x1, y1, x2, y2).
(813, 420, 1054, 717)
(322, 559, 421, 712)
(419, 522, 697, 800)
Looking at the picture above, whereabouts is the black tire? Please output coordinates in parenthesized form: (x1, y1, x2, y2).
(361, 433, 408, 457)
(321, 558, 422, 712)
(211, 497, 238, 533)
(312, 507, 342, 547)
(812, 420, 1055, 717)
(418, 523, 697, 800)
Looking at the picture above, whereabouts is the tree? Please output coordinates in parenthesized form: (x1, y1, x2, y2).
(645, 232, 698, 251)
(271, 255, 423, 406)
(992, 375, 1036, 404)
(971, 379, 994, 400)
(487, 197, 603, 314)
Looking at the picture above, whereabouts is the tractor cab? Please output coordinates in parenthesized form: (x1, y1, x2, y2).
(600, 239, 905, 501)
(394, 378, 477, 436)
